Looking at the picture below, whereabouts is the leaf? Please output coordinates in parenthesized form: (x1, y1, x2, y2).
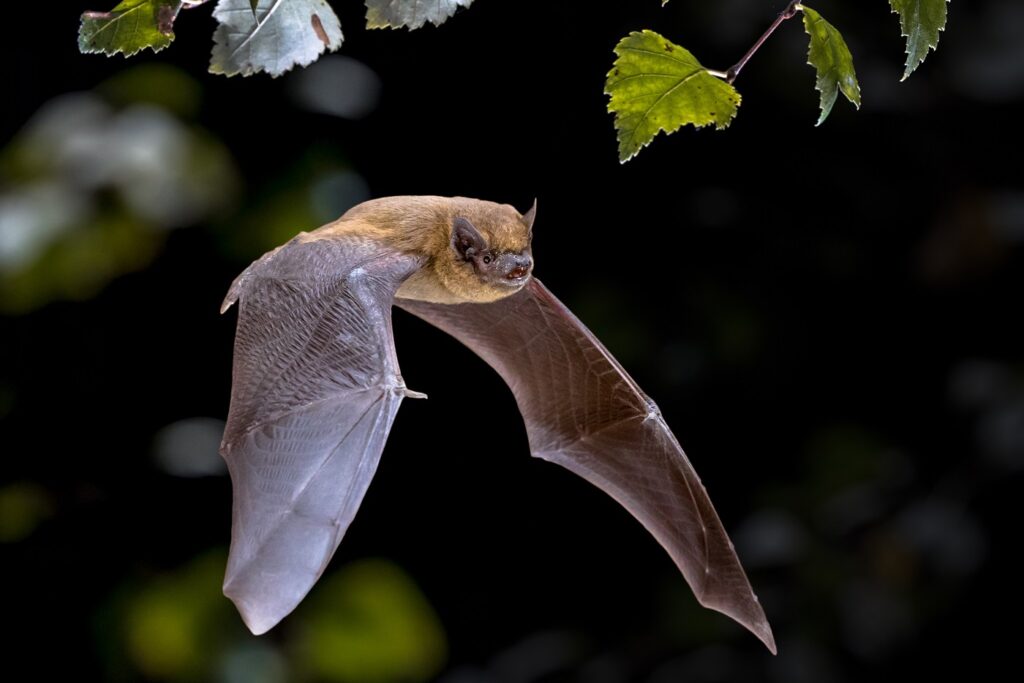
(890, 0, 949, 80)
(365, 0, 474, 30)
(210, 0, 343, 78)
(605, 30, 741, 163)
(79, 0, 182, 57)
(800, 5, 861, 126)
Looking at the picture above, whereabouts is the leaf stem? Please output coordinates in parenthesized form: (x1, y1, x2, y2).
(723, 1, 802, 84)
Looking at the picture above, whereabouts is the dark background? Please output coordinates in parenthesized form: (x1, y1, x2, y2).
(3, 1, 1022, 681)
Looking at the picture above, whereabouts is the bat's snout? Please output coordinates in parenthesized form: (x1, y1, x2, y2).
(500, 253, 532, 284)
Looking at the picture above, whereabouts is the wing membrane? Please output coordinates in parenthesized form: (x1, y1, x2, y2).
(397, 278, 775, 653)
(221, 237, 423, 634)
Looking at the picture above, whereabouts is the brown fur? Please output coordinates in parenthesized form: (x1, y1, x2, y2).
(306, 196, 533, 304)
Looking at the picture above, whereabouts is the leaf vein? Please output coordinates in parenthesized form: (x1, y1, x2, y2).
(621, 70, 705, 150)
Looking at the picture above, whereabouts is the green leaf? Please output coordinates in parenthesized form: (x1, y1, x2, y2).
(605, 30, 741, 163)
(79, 0, 182, 57)
(210, 0, 344, 78)
(890, 0, 949, 80)
(801, 5, 861, 126)
(365, 0, 474, 30)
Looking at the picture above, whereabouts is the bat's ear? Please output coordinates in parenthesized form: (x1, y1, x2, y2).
(522, 198, 538, 236)
(452, 216, 485, 260)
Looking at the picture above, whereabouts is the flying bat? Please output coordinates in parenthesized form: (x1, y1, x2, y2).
(219, 196, 775, 652)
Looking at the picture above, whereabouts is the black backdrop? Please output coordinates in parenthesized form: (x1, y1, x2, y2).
(3, 2, 1023, 681)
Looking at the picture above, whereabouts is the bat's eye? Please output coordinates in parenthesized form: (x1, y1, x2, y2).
(482, 254, 493, 264)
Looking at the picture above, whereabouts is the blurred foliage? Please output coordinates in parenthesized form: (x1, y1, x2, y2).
(295, 559, 448, 683)
(805, 425, 893, 504)
(152, 417, 228, 477)
(217, 147, 369, 261)
(0, 481, 53, 543)
(98, 63, 203, 118)
(98, 554, 445, 683)
(0, 64, 238, 313)
(0, 210, 159, 313)
(119, 551, 235, 680)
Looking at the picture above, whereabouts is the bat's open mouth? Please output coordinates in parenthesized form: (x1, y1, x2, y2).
(493, 253, 532, 286)
(495, 271, 531, 288)
(506, 265, 530, 280)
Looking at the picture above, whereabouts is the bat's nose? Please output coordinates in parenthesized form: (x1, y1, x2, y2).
(505, 254, 532, 281)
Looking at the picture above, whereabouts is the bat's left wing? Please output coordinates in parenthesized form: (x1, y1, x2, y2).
(397, 279, 776, 653)
(221, 236, 424, 634)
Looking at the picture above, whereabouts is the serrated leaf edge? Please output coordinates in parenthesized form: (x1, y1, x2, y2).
(605, 30, 741, 163)
(364, 0, 473, 31)
(209, 0, 344, 79)
(78, 1, 180, 58)
(889, 0, 950, 81)
(799, 5, 861, 126)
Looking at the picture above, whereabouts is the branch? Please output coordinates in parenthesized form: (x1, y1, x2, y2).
(720, 1, 802, 84)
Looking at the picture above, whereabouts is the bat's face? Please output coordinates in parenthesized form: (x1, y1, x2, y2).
(437, 201, 535, 303)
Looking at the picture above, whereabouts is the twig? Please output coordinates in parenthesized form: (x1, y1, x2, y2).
(722, 1, 803, 84)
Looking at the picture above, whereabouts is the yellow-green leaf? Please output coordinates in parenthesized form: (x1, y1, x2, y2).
(801, 5, 860, 126)
(890, 0, 949, 80)
(606, 30, 741, 163)
(79, 0, 182, 57)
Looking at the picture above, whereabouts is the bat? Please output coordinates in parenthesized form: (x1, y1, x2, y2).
(219, 195, 775, 652)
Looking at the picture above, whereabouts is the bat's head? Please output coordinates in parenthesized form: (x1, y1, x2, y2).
(437, 198, 536, 303)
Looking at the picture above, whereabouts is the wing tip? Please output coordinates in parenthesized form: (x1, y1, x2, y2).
(224, 580, 286, 636)
(754, 618, 778, 655)
(743, 599, 777, 654)
(700, 593, 777, 654)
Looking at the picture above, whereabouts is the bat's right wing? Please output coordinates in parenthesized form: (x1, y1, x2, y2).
(397, 278, 776, 653)
(221, 236, 424, 635)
